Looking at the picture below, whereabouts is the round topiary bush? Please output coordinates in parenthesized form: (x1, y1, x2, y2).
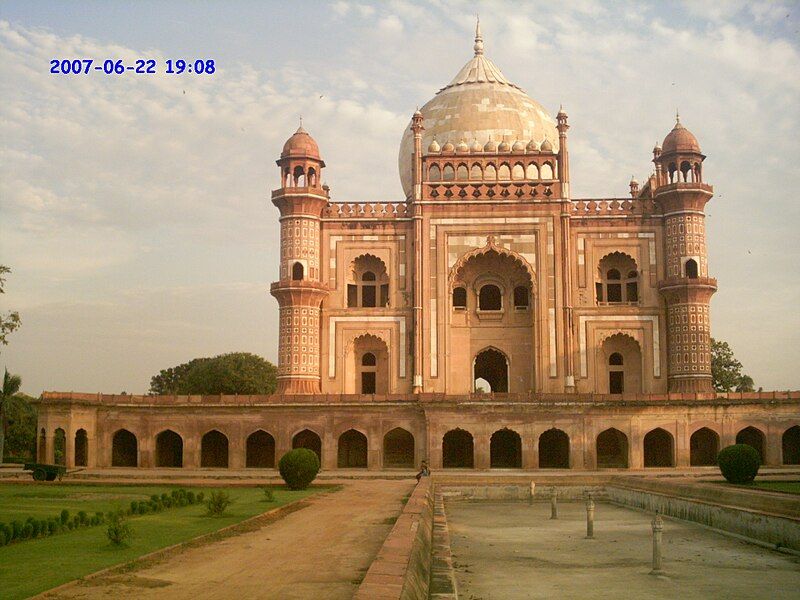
(278, 448, 320, 490)
(718, 444, 761, 484)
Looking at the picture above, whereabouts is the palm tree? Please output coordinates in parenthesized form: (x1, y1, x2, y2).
(0, 368, 22, 464)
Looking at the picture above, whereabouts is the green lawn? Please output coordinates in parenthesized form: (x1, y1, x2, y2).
(0, 483, 320, 599)
(750, 481, 800, 494)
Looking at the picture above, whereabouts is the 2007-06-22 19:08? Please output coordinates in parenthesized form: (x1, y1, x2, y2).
(49, 58, 216, 75)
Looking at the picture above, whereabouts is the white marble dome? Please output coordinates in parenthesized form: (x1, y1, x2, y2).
(398, 22, 558, 198)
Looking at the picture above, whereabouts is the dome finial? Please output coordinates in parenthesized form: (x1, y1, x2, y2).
(474, 15, 484, 56)
(296, 115, 306, 134)
(676, 109, 680, 124)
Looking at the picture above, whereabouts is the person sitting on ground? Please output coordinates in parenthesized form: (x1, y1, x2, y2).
(415, 460, 430, 482)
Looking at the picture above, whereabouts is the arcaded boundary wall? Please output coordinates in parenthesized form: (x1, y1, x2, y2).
(606, 479, 800, 552)
(354, 478, 434, 600)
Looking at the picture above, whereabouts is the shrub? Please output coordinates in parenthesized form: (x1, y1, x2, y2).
(22, 523, 34, 539)
(130, 500, 139, 514)
(11, 521, 23, 541)
(197, 491, 205, 502)
(150, 494, 160, 503)
(60, 509, 69, 525)
(278, 448, 320, 490)
(31, 520, 41, 537)
(204, 490, 233, 516)
(187, 491, 196, 504)
(263, 487, 275, 502)
(96, 511, 105, 523)
(78, 510, 88, 525)
(718, 444, 761, 484)
(0, 523, 9, 541)
(0, 530, 6, 546)
(47, 519, 58, 535)
(106, 512, 133, 546)
(39, 520, 48, 536)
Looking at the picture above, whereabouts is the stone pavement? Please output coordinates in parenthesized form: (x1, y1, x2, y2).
(447, 500, 800, 600)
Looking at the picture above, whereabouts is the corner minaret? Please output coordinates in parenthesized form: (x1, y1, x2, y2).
(270, 123, 330, 394)
(654, 114, 717, 393)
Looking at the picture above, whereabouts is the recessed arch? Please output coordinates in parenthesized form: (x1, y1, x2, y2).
(38, 428, 47, 462)
(490, 428, 522, 468)
(643, 428, 675, 467)
(442, 428, 474, 468)
(685, 258, 699, 278)
(348, 254, 388, 308)
(74, 428, 88, 467)
(429, 164, 441, 181)
(498, 163, 511, 180)
(112, 429, 138, 467)
(383, 428, 414, 468)
(690, 427, 719, 466)
(469, 163, 482, 180)
(292, 261, 304, 281)
(540, 162, 554, 179)
(478, 284, 502, 310)
(783, 425, 800, 465)
(442, 163, 455, 181)
(601, 333, 642, 394)
(452, 286, 467, 308)
(456, 163, 468, 180)
(474, 347, 508, 393)
(596, 428, 629, 468)
(484, 163, 497, 180)
(293, 428, 322, 461)
(201, 430, 229, 468)
(511, 163, 525, 180)
(525, 163, 538, 180)
(54, 428, 66, 466)
(246, 430, 275, 468)
(539, 428, 570, 468)
(156, 429, 183, 467)
(736, 426, 765, 460)
(597, 252, 639, 304)
(338, 429, 368, 468)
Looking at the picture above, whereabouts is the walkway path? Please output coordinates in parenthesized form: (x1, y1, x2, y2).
(45, 479, 415, 600)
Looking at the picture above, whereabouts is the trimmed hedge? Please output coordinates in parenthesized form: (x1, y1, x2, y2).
(718, 444, 761, 484)
(278, 448, 320, 490)
(1, 488, 204, 546)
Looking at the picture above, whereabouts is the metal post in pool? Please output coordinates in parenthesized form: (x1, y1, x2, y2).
(650, 512, 665, 575)
(585, 492, 595, 539)
(550, 487, 558, 519)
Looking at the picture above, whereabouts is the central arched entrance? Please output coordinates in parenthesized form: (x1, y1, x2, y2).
(338, 429, 368, 468)
(474, 348, 508, 393)
(442, 429, 474, 468)
(736, 426, 765, 461)
(490, 428, 522, 468)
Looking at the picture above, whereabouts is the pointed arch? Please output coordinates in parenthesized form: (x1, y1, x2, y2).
(690, 427, 719, 466)
(246, 430, 275, 468)
(74, 428, 88, 467)
(383, 428, 414, 468)
(539, 428, 570, 468)
(450, 236, 536, 287)
(201, 429, 229, 468)
(156, 429, 183, 467)
(783, 425, 800, 465)
(112, 429, 137, 467)
(293, 428, 321, 461)
(736, 426, 765, 460)
(443, 428, 474, 468)
(596, 428, 628, 468)
(490, 428, 522, 468)
(338, 429, 368, 468)
(643, 427, 675, 467)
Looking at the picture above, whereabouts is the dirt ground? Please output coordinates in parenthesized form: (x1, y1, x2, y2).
(447, 500, 800, 600)
(44, 479, 415, 600)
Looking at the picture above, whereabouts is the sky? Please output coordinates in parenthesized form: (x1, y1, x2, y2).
(0, 0, 798, 395)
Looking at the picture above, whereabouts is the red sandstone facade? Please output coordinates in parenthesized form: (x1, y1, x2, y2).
(34, 24, 799, 472)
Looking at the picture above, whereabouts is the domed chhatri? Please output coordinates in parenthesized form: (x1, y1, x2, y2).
(428, 138, 441, 153)
(661, 113, 701, 155)
(398, 19, 559, 197)
(281, 122, 320, 159)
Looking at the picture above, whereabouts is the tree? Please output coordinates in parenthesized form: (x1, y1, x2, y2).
(0, 369, 22, 463)
(2, 393, 36, 460)
(149, 352, 277, 395)
(711, 338, 755, 393)
(0, 266, 21, 348)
